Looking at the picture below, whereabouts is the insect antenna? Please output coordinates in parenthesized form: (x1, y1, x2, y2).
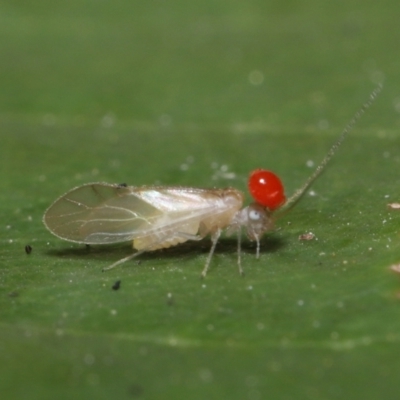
(275, 84, 382, 217)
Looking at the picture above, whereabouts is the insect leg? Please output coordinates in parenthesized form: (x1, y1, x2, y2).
(102, 250, 146, 272)
(254, 234, 261, 259)
(201, 228, 222, 278)
(102, 233, 203, 272)
(237, 226, 244, 276)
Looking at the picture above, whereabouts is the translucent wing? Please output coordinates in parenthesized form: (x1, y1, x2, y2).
(43, 183, 243, 244)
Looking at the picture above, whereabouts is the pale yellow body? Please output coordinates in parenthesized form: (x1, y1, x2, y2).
(44, 183, 244, 252)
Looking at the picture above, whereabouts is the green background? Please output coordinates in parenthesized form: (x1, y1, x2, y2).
(1, 1, 400, 399)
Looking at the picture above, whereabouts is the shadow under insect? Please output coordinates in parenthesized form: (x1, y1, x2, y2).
(45, 233, 286, 268)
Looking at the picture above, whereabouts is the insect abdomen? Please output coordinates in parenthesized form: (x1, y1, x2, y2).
(133, 220, 201, 251)
(134, 234, 190, 251)
(132, 189, 244, 251)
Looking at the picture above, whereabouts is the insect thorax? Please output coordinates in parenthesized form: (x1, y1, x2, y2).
(228, 203, 274, 241)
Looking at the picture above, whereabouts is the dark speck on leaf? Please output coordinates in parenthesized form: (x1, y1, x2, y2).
(112, 280, 121, 290)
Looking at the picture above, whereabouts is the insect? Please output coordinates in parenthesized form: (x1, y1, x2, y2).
(43, 86, 381, 277)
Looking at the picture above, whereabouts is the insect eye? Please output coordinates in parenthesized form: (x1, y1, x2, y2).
(248, 169, 286, 210)
(249, 209, 261, 221)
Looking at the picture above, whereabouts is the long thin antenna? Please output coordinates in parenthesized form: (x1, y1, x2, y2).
(276, 84, 383, 217)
